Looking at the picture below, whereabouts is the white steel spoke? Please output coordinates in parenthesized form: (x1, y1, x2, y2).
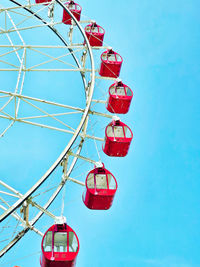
(0, 90, 84, 112)
(19, 111, 82, 120)
(0, 68, 84, 72)
(0, 97, 14, 113)
(0, 2, 49, 13)
(0, 91, 112, 122)
(63, 175, 85, 186)
(0, 198, 43, 237)
(5, 3, 49, 33)
(27, 47, 81, 70)
(0, 45, 85, 49)
(0, 121, 15, 138)
(0, 110, 14, 120)
(68, 151, 97, 165)
(0, 3, 44, 12)
(0, 114, 76, 134)
(0, 180, 57, 221)
(8, 9, 31, 18)
(2, 34, 21, 64)
(14, 65, 26, 122)
(0, 20, 64, 35)
(29, 201, 57, 220)
(20, 97, 76, 131)
(0, 191, 19, 198)
(0, 113, 104, 141)
(2, 10, 27, 136)
(92, 99, 107, 103)
(85, 134, 104, 142)
(0, 59, 19, 68)
(0, 47, 22, 59)
(1, 1, 86, 12)
(0, 95, 9, 99)
(95, 75, 117, 81)
(14, 48, 26, 93)
(4, 11, 27, 126)
(0, 180, 22, 197)
(5, 12, 25, 64)
(88, 110, 113, 119)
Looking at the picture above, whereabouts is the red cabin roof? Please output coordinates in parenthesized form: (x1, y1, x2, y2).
(99, 49, 123, 78)
(85, 22, 105, 47)
(107, 80, 133, 114)
(35, 0, 52, 4)
(83, 163, 117, 210)
(103, 118, 133, 157)
(41, 223, 79, 267)
(62, 1, 82, 25)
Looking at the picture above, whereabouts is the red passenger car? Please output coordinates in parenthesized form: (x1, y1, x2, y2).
(35, 0, 52, 3)
(85, 22, 105, 47)
(103, 118, 133, 157)
(83, 163, 117, 210)
(106, 80, 133, 114)
(62, 1, 82, 25)
(99, 49, 123, 78)
(41, 223, 79, 267)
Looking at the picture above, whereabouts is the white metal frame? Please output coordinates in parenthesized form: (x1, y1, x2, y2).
(0, 0, 118, 258)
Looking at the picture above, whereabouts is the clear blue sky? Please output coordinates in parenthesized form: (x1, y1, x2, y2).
(1, 0, 200, 266)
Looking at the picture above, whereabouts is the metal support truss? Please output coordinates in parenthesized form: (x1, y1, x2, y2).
(0, 0, 97, 257)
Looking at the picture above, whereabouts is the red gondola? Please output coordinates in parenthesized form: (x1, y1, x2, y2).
(106, 80, 133, 114)
(41, 223, 79, 267)
(83, 163, 117, 210)
(84, 22, 105, 47)
(35, 0, 52, 3)
(99, 49, 123, 78)
(103, 117, 133, 157)
(62, 1, 82, 25)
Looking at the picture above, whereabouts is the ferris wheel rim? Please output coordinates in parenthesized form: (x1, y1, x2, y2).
(0, 0, 96, 255)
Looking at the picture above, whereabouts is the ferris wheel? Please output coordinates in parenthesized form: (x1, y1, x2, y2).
(0, 0, 133, 266)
